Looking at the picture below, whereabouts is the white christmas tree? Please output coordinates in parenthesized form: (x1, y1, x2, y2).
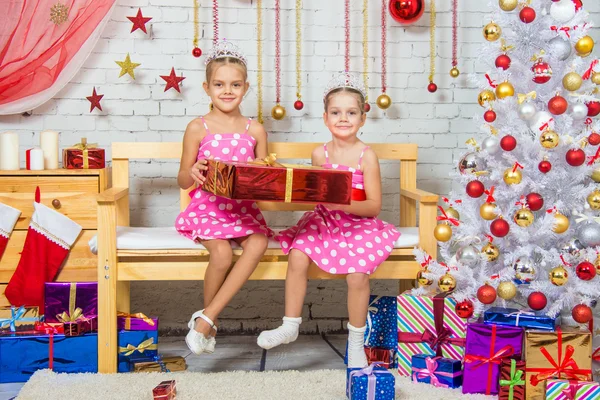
(414, 0, 600, 324)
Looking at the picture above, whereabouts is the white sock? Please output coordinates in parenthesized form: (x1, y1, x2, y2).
(347, 323, 368, 368)
(257, 316, 302, 350)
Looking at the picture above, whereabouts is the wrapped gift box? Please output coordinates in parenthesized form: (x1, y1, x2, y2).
(118, 330, 159, 372)
(44, 282, 97, 326)
(0, 332, 97, 383)
(525, 327, 593, 400)
(593, 314, 599, 382)
(132, 355, 186, 373)
(0, 306, 40, 334)
(411, 354, 462, 389)
(117, 312, 159, 331)
(462, 323, 523, 396)
(366, 347, 397, 369)
(365, 296, 397, 349)
(499, 359, 526, 400)
(484, 307, 559, 331)
(202, 158, 352, 204)
(545, 379, 600, 400)
(396, 293, 466, 376)
(346, 365, 395, 400)
(153, 380, 176, 400)
(62, 138, 105, 169)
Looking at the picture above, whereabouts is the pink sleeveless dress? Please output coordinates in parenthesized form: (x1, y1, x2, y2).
(175, 117, 273, 241)
(277, 144, 400, 275)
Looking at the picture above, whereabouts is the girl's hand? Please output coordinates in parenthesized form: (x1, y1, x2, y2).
(190, 157, 211, 185)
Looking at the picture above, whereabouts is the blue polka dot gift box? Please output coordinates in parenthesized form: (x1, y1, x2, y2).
(346, 364, 395, 400)
(364, 295, 397, 350)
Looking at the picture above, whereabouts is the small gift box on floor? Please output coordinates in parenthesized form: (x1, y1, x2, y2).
(499, 359, 526, 400)
(0, 306, 40, 334)
(365, 347, 397, 369)
(118, 330, 159, 372)
(117, 311, 159, 331)
(346, 364, 395, 400)
(62, 138, 106, 169)
(545, 379, 600, 400)
(484, 307, 559, 331)
(411, 354, 462, 389)
(396, 292, 467, 376)
(153, 380, 176, 400)
(132, 355, 186, 373)
(44, 282, 97, 329)
(462, 323, 523, 396)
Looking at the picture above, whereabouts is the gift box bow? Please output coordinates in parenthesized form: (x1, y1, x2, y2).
(500, 359, 525, 400)
(249, 153, 284, 167)
(506, 310, 536, 326)
(117, 311, 156, 326)
(0, 306, 39, 331)
(69, 138, 98, 151)
(119, 337, 158, 356)
(56, 307, 88, 323)
(412, 356, 461, 388)
(464, 344, 515, 369)
(398, 326, 466, 354)
(348, 362, 391, 400)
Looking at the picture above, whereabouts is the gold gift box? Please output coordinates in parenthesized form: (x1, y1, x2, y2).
(0, 306, 40, 333)
(132, 356, 186, 373)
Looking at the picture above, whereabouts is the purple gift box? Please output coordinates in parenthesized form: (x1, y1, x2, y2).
(117, 313, 159, 331)
(43, 282, 97, 324)
(462, 323, 523, 396)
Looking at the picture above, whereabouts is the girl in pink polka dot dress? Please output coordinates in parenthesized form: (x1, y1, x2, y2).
(176, 41, 272, 356)
(257, 72, 400, 368)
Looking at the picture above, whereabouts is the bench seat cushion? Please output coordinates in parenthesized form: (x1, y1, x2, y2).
(88, 227, 419, 253)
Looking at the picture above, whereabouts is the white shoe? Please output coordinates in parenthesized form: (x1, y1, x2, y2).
(205, 335, 217, 354)
(185, 310, 215, 355)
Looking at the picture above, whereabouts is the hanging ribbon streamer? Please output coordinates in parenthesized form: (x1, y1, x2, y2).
(363, 0, 369, 107)
(295, 0, 302, 108)
(344, 0, 351, 72)
(257, 0, 263, 123)
(212, 0, 219, 44)
(429, 0, 436, 85)
(451, 0, 458, 76)
(192, 0, 201, 57)
(381, 0, 387, 93)
(275, 0, 281, 104)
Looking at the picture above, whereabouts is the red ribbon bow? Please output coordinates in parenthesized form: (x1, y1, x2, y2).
(485, 234, 494, 243)
(437, 206, 460, 226)
(550, 26, 571, 38)
(561, 381, 590, 400)
(546, 206, 558, 214)
(512, 162, 524, 173)
(583, 60, 599, 80)
(421, 255, 433, 268)
(485, 74, 498, 88)
(539, 118, 555, 132)
(559, 255, 571, 267)
(484, 186, 496, 203)
(588, 147, 600, 165)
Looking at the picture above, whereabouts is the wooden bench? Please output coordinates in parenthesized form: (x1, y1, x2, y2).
(96, 142, 438, 373)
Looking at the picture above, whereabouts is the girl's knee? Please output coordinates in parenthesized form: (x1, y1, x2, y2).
(209, 241, 233, 264)
(288, 249, 310, 271)
(346, 273, 369, 289)
(244, 234, 269, 252)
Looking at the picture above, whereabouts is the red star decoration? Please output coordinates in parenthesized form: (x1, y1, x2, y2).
(127, 8, 152, 34)
(86, 87, 104, 112)
(160, 68, 186, 93)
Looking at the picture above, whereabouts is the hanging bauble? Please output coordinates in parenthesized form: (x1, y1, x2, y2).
(478, 90, 496, 107)
(577, 223, 600, 247)
(480, 202, 498, 220)
(503, 167, 522, 185)
(434, 223, 453, 242)
(482, 136, 501, 154)
(561, 238, 585, 256)
(572, 103, 589, 120)
(483, 21, 502, 41)
(513, 258, 536, 284)
(548, 95, 568, 115)
(481, 242, 500, 261)
(595, 256, 600, 276)
(592, 166, 600, 182)
(576, 261, 596, 280)
(455, 300, 474, 319)
(445, 206, 460, 220)
(540, 130, 560, 149)
(438, 274, 457, 292)
(539, 160, 552, 173)
(458, 153, 479, 174)
(549, 36, 573, 61)
(495, 54, 511, 70)
(563, 72, 583, 91)
(529, 111, 553, 132)
(519, 6, 536, 23)
(364, 103, 371, 113)
(457, 245, 479, 266)
(549, 265, 569, 285)
(587, 102, 600, 117)
(271, 104, 286, 120)
(497, 281, 517, 300)
(484, 110, 497, 123)
(377, 94, 392, 110)
(518, 102, 537, 120)
(572, 304, 592, 323)
(293, 100, 304, 111)
(550, 0, 576, 23)
(526, 193, 544, 211)
(417, 270, 433, 287)
(514, 208, 534, 227)
(477, 284, 497, 304)
(527, 292, 548, 310)
(500, 135, 517, 151)
(450, 67, 460, 78)
(466, 180, 485, 198)
(192, 47, 202, 58)
(427, 83, 438, 93)
(532, 59, 553, 84)
(389, 0, 425, 24)
(589, 132, 600, 145)
(575, 35, 594, 57)
(553, 213, 570, 234)
(587, 189, 600, 210)
(572, 0, 583, 11)
(491, 217, 510, 237)
(592, 72, 600, 85)
(496, 81, 515, 99)
(566, 149, 586, 166)
(499, 0, 518, 11)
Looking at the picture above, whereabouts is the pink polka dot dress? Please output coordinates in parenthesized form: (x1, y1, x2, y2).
(175, 117, 273, 241)
(277, 144, 400, 275)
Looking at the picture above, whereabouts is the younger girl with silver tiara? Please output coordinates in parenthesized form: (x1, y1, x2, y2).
(176, 41, 272, 355)
(257, 72, 400, 368)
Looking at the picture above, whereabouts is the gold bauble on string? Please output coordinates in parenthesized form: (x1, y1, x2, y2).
(552, 213, 570, 234)
(483, 21, 502, 42)
(592, 167, 600, 183)
(438, 274, 457, 292)
(450, 67, 460, 78)
(563, 72, 583, 91)
(478, 90, 497, 107)
(497, 281, 517, 300)
(503, 168, 522, 185)
(549, 266, 569, 286)
(498, 0, 518, 11)
(417, 270, 433, 287)
(495, 81, 515, 99)
(445, 206, 460, 221)
(595, 255, 600, 276)
(587, 190, 600, 210)
(480, 202, 498, 220)
(434, 223, 453, 242)
(514, 208, 534, 227)
(592, 72, 600, 85)
(376, 93, 392, 110)
(540, 130, 560, 149)
(481, 242, 500, 261)
(271, 104, 286, 120)
(575, 36, 594, 57)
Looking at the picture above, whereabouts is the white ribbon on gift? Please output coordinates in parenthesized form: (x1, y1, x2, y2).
(364, 296, 383, 346)
(507, 310, 535, 327)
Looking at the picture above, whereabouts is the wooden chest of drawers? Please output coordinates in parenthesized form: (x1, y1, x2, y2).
(0, 169, 109, 306)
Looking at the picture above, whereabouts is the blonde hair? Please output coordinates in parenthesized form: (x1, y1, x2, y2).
(324, 87, 366, 114)
(206, 57, 248, 83)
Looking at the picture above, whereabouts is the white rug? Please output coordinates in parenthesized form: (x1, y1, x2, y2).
(16, 369, 497, 400)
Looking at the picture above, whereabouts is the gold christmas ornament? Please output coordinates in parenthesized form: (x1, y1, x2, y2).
(563, 72, 583, 91)
(587, 190, 600, 210)
(483, 21, 502, 42)
(115, 53, 141, 79)
(496, 81, 515, 99)
(480, 202, 498, 220)
(591, 166, 600, 182)
(438, 274, 457, 292)
(592, 72, 600, 85)
(450, 67, 460, 78)
(417, 270, 433, 287)
(271, 104, 286, 120)
(549, 265, 569, 286)
(503, 167, 522, 185)
(575, 36, 594, 57)
(478, 89, 497, 107)
(445, 206, 460, 221)
(514, 208, 534, 227)
(553, 213, 570, 234)
(497, 281, 517, 300)
(540, 129, 560, 149)
(498, 0, 518, 11)
(50, 2, 69, 25)
(376, 93, 392, 110)
(434, 223, 453, 242)
(481, 242, 500, 261)
(595, 255, 600, 276)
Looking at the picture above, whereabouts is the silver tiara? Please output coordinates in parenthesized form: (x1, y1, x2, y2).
(323, 71, 367, 99)
(204, 40, 247, 66)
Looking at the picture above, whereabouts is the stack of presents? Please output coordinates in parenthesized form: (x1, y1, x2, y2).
(346, 293, 600, 400)
(0, 282, 186, 383)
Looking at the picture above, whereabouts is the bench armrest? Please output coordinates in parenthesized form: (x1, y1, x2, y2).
(400, 187, 438, 203)
(98, 187, 129, 204)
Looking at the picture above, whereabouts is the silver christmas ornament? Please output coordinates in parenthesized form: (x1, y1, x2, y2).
(561, 238, 585, 256)
(529, 111, 554, 131)
(456, 245, 479, 266)
(577, 223, 600, 247)
(519, 103, 537, 120)
(482, 136, 501, 154)
(549, 36, 572, 61)
(550, 0, 576, 23)
(458, 153, 479, 174)
(571, 103, 588, 120)
(513, 258, 536, 284)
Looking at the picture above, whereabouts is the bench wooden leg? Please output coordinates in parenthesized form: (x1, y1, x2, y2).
(399, 279, 414, 294)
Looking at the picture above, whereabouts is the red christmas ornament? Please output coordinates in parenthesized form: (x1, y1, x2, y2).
(477, 284, 497, 304)
(572, 304, 593, 324)
(160, 67, 186, 93)
(427, 82, 438, 93)
(491, 218, 510, 237)
(466, 180, 485, 198)
(538, 160, 552, 173)
(588, 132, 600, 145)
(127, 8, 152, 34)
(526, 193, 544, 211)
(86, 87, 104, 113)
(532, 59, 552, 84)
(484, 110, 497, 123)
(576, 261, 596, 280)
(500, 135, 517, 151)
(572, 0, 583, 11)
(566, 148, 586, 166)
(389, 0, 425, 24)
(519, 6, 536, 23)
(548, 95, 568, 115)
(495, 54, 511, 70)
(527, 292, 548, 311)
(455, 300, 474, 319)
(294, 100, 304, 110)
(192, 47, 202, 58)
(364, 103, 371, 112)
(587, 101, 600, 117)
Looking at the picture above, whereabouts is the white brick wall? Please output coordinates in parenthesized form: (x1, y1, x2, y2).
(2, 1, 599, 333)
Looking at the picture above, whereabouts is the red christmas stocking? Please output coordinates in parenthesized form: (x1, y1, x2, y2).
(0, 203, 21, 261)
(5, 190, 82, 313)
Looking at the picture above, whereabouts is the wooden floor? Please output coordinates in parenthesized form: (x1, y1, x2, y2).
(0, 334, 348, 400)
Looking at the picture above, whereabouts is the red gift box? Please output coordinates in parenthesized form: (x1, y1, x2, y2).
(202, 156, 352, 204)
(153, 380, 176, 400)
(62, 138, 105, 169)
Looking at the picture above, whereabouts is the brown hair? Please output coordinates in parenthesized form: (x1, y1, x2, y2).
(324, 87, 366, 114)
(206, 57, 248, 83)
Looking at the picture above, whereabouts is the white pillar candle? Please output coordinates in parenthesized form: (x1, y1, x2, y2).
(28, 148, 44, 170)
(40, 130, 59, 169)
(0, 131, 20, 170)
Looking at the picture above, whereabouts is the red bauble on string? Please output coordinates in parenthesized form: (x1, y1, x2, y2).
(192, 47, 202, 57)
(491, 218, 510, 237)
(500, 135, 517, 151)
(519, 6, 536, 23)
(532, 59, 552, 84)
(527, 292, 548, 310)
(495, 54, 511, 70)
(466, 180, 485, 198)
(587, 101, 600, 117)
(294, 100, 304, 110)
(576, 261, 596, 280)
(538, 160, 552, 173)
(477, 284, 497, 304)
(455, 300, 474, 319)
(572, 0, 583, 11)
(588, 132, 600, 145)
(427, 82, 438, 93)
(526, 192, 544, 211)
(484, 110, 497, 123)
(566, 149, 586, 166)
(364, 103, 371, 113)
(548, 95, 568, 115)
(389, 0, 425, 24)
(572, 304, 593, 324)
